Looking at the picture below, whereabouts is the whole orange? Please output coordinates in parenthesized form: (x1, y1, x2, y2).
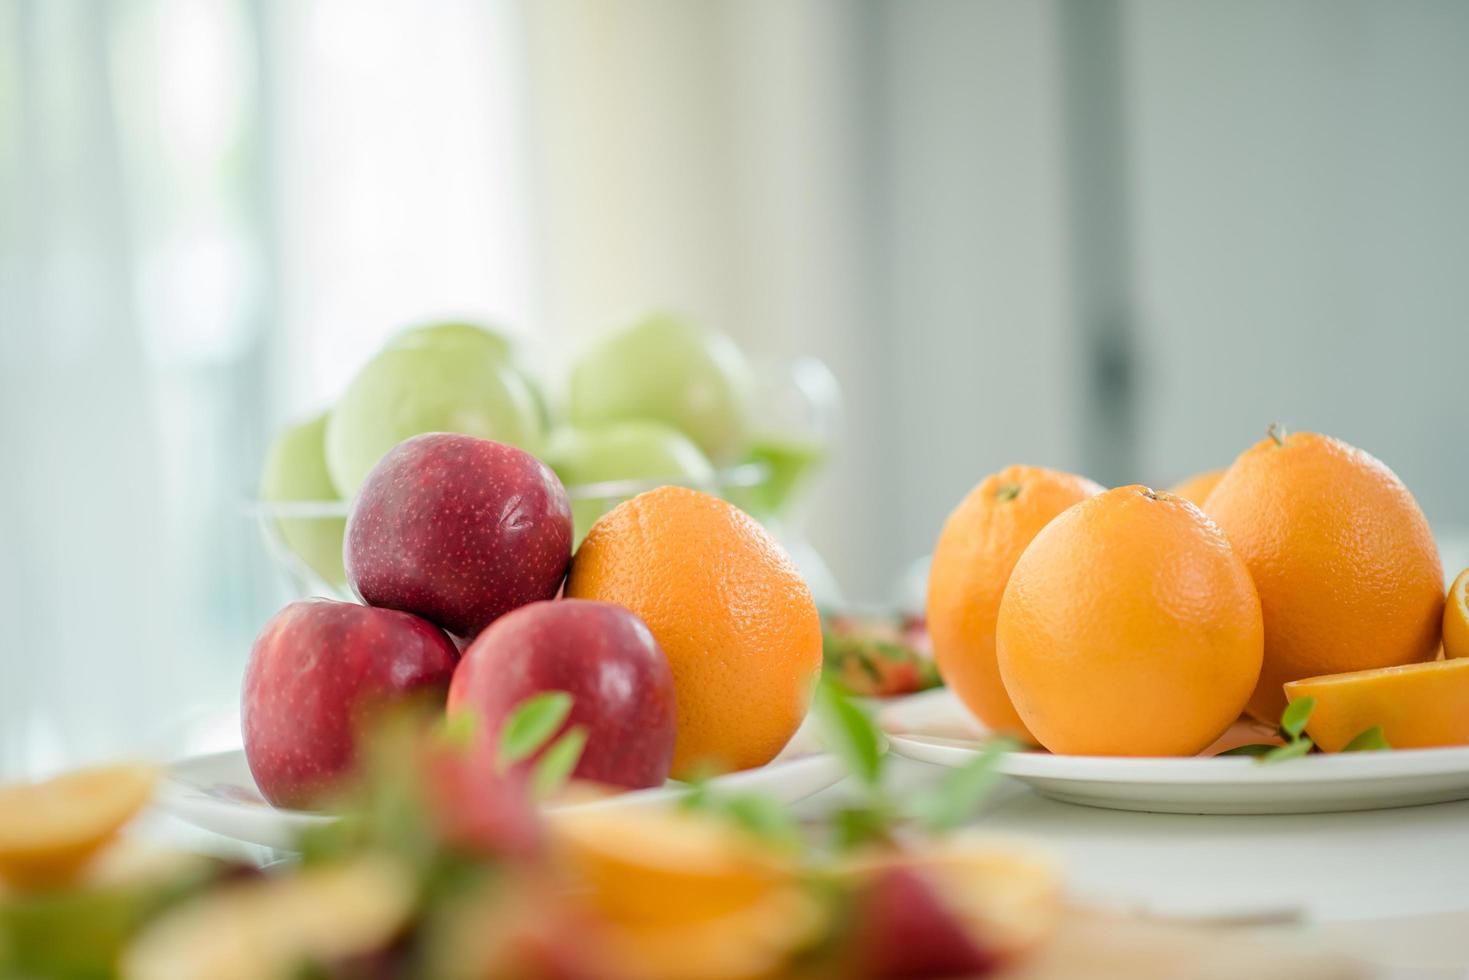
(565, 486, 822, 777)
(1203, 427, 1443, 721)
(926, 466, 1103, 741)
(996, 486, 1263, 756)
(1167, 468, 1223, 507)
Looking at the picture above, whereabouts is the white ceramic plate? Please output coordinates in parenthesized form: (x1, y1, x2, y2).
(881, 688, 1469, 815)
(159, 748, 846, 851)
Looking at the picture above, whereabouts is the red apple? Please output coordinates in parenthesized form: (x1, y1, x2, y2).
(849, 865, 999, 979)
(242, 599, 459, 808)
(345, 433, 573, 638)
(448, 599, 677, 789)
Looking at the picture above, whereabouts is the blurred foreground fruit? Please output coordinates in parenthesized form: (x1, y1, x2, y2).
(1444, 567, 1469, 661)
(258, 412, 347, 588)
(548, 807, 821, 980)
(567, 314, 754, 464)
(928, 466, 1103, 742)
(0, 764, 158, 889)
(1284, 659, 1469, 752)
(1167, 467, 1223, 507)
(0, 845, 219, 979)
(242, 599, 459, 809)
(1205, 427, 1443, 721)
(346, 433, 573, 638)
(998, 486, 1263, 756)
(566, 487, 822, 777)
(325, 339, 542, 495)
(837, 839, 1061, 979)
(545, 421, 715, 543)
(449, 599, 678, 790)
(122, 857, 415, 980)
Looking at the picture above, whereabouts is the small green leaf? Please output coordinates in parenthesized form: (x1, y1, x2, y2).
(1218, 743, 1276, 758)
(718, 795, 802, 849)
(498, 691, 573, 770)
(831, 804, 893, 851)
(1260, 737, 1314, 764)
(438, 708, 480, 750)
(531, 726, 587, 800)
(908, 737, 1015, 832)
(814, 679, 884, 787)
(1279, 697, 1315, 740)
(1342, 726, 1391, 752)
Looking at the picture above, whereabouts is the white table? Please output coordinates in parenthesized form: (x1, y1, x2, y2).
(794, 758, 1469, 978)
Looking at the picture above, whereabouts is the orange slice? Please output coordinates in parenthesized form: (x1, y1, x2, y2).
(547, 806, 794, 926)
(1444, 567, 1469, 661)
(1283, 658, 1469, 752)
(0, 763, 158, 888)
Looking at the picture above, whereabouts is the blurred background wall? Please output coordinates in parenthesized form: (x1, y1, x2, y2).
(3, 0, 1468, 776)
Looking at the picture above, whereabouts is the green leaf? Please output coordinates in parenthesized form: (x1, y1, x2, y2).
(1260, 737, 1314, 764)
(718, 795, 802, 849)
(814, 679, 884, 787)
(438, 708, 480, 750)
(907, 737, 1015, 832)
(1342, 726, 1391, 752)
(498, 691, 573, 771)
(831, 804, 893, 851)
(1279, 697, 1315, 740)
(531, 726, 587, 800)
(1218, 743, 1276, 758)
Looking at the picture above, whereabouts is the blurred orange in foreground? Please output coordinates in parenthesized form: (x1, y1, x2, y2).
(0, 763, 158, 888)
(1205, 428, 1443, 721)
(548, 807, 821, 980)
(566, 486, 822, 778)
(1285, 659, 1469, 752)
(998, 486, 1263, 756)
(927, 465, 1102, 742)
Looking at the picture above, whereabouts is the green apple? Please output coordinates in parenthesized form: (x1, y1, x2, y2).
(325, 344, 543, 496)
(735, 434, 828, 519)
(259, 412, 347, 588)
(545, 421, 715, 543)
(385, 320, 515, 360)
(387, 320, 552, 432)
(566, 314, 754, 464)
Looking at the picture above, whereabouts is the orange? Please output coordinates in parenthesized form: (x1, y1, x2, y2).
(547, 807, 821, 980)
(996, 486, 1263, 756)
(926, 466, 1103, 742)
(0, 763, 158, 888)
(1167, 468, 1224, 507)
(1204, 427, 1443, 721)
(1444, 568, 1469, 660)
(1284, 659, 1469, 751)
(565, 486, 822, 777)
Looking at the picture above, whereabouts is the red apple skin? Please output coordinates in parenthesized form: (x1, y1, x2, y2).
(242, 599, 459, 809)
(345, 433, 573, 639)
(851, 866, 998, 979)
(448, 599, 677, 790)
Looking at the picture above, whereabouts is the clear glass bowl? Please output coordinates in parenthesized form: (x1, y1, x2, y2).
(253, 357, 846, 609)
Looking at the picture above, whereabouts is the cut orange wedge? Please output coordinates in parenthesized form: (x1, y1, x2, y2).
(0, 763, 158, 888)
(1283, 658, 1469, 752)
(1444, 567, 1469, 661)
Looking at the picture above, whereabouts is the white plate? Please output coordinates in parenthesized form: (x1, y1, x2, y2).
(160, 748, 846, 851)
(881, 688, 1469, 815)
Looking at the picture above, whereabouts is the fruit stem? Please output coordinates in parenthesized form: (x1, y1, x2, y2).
(1267, 422, 1289, 447)
(995, 483, 1022, 502)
